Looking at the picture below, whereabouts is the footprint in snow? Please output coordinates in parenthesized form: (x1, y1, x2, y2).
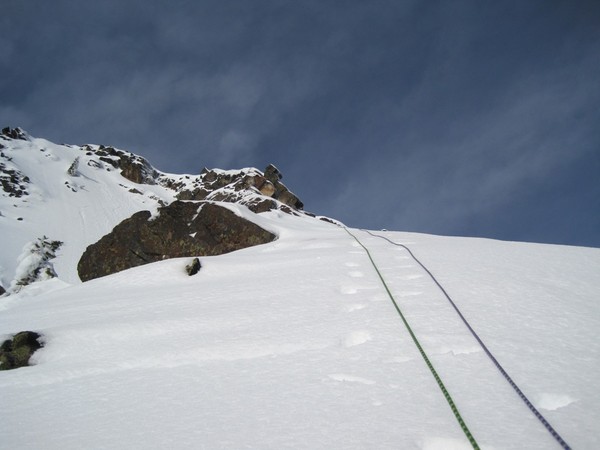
(348, 271, 364, 278)
(385, 356, 414, 363)
(344, 261, 360, 267)
(327, 374, 375, 385)
(345, 303, 367, 312)
(402, 273, 424, 280)
(397, 291, 423, 298)
(343, 330, 372, 347)
(340, 286, 358, 295)
(536, 393, 576, 411)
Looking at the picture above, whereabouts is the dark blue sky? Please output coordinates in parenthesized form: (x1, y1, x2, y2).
(2, 1, 599, 247)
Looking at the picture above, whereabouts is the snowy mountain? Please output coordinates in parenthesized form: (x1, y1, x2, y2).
(0, 127, 311, 291)
(1, 128, 599, 449)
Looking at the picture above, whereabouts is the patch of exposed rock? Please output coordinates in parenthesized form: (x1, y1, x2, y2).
(0, 331, 43, 370)
(0, 161, 30, 198)
(12, 237, 63, 291)
(1, 127, 28, 141)
(160, 164, 304, 214)
(186, 257, 202, 276)
(1, 146, 30, 198)
(80, 144, 158, 185)
(77, 201, 276, 281)
(76, 143, 303, 216)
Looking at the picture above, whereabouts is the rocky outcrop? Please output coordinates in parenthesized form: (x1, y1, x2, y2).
(0, 331, 43, 370)
(162, 165, 304, 214)
(1, 146, 30, 198)
(77, 201, 276, 281)
(0, 161, 30, 198)
(81, 144, 158, 184)
(76, 141, 304, 215)
(0, 285, 5, 296)
(1, 127, 28, 141)
(12, 237, 63, 290)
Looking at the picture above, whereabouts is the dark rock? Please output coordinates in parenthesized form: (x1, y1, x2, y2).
(83, 145, 158, 184)
(319, 216, 340, 225)
(264, 164, 282, 182)
(77, 201, 276, 281)
(186, 257, 202, 276)
(67, 157, 80, 176)
(1, 127, 28, 141)
(87, 159, 103, 169)
(175, 187, 210, 201)
(0, 331, 43, 370)
(119, 154, 158, 184)
(167, 165, 304, 214)
(0, 162, 30, 198)
(275, 186, 304, 210)
(250, 175, 275, 197)
(99, 156, 119, 168)
(0, 284, 5, 295)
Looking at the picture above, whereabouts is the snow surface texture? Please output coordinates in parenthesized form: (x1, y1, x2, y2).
(1, 131, 599, 448)
(2, 211, 599, 449)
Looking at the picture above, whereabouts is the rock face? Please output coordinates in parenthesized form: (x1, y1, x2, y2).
(163, 164, 304, 214)
(0, 331, 43, 370)
(1, 127, 28, 141)
(78, 144, 304, 216)
(81, 144, 158, 185)
(1, 147, 30, 198)
(77, 201, 276, 281)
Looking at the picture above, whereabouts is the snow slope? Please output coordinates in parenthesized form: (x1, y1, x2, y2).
(0, 134, 177, 286)
(1, 210, 599, 449)
(0, 130, 301, 290)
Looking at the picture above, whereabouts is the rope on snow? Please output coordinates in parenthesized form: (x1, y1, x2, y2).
(362, 229, 571, 450)
(344, 228, 480, 449)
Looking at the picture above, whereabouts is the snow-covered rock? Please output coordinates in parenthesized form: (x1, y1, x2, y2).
(0, 128, 308, 290)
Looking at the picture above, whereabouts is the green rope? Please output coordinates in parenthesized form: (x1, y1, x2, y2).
(344, 228, 480, 449)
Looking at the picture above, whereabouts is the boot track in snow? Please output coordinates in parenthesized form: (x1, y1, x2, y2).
(344, 228, 480, 449)
(355, 228, 571, 450)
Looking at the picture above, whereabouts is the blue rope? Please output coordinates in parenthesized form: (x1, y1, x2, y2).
(363, 230, 571, 450)
(345, 228, 480, 449)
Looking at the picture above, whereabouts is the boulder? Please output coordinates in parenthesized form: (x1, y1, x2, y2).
(186, 257, 202, 276)
(0, 331, 43, 370)
(0, 284, 5, 296)
(77, 201, 276, 281)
